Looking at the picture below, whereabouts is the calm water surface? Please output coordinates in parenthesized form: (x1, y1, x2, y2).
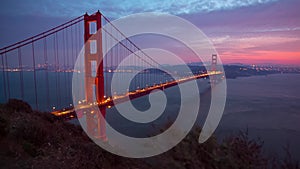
(1, 71, 299, 159)
(216, 74, 300, 159)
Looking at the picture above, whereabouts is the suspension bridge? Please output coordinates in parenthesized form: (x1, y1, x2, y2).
(0, 11, 223, 140)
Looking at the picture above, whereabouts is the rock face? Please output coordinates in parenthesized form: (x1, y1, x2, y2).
(0, 100, 298, 169)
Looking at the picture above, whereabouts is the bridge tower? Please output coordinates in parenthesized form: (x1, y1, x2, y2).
(211, 54, 218, 85)
(84, 11, 106, 140)
(211, 54, 217, 72)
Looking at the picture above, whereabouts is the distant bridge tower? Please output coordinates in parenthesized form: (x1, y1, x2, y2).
(211, 54, 217, 72)
(84, 11, 106, 140)
(211, 54, 218, 85)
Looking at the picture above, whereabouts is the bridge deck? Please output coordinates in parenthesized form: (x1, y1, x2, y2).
(52, 72, 222, 120)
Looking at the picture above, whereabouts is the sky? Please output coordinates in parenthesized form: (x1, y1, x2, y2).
(0, 0, 300, 65)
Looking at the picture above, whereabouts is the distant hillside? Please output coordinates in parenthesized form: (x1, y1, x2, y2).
(0, 99, 298, 169)
(223, 65, 278, 79)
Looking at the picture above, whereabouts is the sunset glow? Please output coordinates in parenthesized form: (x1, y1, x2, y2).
(212, 32, 300, 65)
(0, 0, 299, 65)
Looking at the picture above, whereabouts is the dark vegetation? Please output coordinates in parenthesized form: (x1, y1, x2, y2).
(0, 99, 299, 169)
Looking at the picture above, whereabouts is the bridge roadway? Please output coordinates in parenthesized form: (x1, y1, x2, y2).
(52, 71, 222, 120)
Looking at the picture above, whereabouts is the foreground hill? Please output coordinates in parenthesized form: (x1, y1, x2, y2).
(0, 99, 298, 169)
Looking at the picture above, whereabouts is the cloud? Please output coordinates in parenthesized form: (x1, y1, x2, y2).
(210, 31, 300, 65)
(0, 0, 278, 18)
(1, 0, 299, 65)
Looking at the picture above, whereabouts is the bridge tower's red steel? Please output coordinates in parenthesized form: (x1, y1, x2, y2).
(84, 11, 106, 140)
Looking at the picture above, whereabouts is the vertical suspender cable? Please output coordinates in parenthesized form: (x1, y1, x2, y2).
(55, 33, 61, 108)
(54, 34, 59, 108)
(104, 25, 108, 97)
(62, 29, 68, 103)
(66, 27, 70, 74)
(4, 52, 10, 99)
(1, 54, 7, 101)
(110, 26, 113, 96)
(71, 26, 74, 70)
(70, 26, 76, 103)
(18, 47, 24, 100)
(43, 36, 50, 110)
(32, 40, 38, 110)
